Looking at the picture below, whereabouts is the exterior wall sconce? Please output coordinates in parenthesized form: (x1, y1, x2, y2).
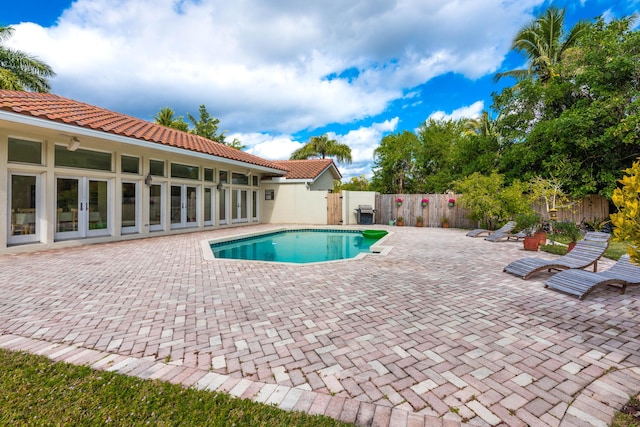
(216, 182, 223, 191)
(67, 136, 80, 152)
(144, 173, 153, 187)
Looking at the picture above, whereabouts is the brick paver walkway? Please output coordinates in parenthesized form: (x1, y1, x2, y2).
(0, 225, 638, 426)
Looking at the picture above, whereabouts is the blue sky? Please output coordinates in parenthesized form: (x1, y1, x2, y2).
(2, 0, 638, 179)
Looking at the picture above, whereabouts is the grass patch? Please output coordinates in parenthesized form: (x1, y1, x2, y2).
(542, 238, 630, 260)
(611, 396, 640, 427)
(0, 349, 352, 426)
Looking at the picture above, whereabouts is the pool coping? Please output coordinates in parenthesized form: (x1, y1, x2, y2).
(200, 226, 393, 265)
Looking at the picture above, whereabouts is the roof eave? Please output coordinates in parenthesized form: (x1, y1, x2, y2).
(0, 110, 287, 175)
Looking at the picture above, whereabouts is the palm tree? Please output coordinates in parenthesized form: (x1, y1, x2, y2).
(495, 7, 589, 82)
(153, 107, 189, 132)
(463, 111, 500, 139)
(0, 25, 55, 92)
(290, 134, 352, 164)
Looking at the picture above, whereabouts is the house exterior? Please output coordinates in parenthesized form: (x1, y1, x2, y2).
(261, 159, 342, 224)
(0, 90, 342, 254)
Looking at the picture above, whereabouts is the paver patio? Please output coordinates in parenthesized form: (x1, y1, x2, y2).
(0, 225, 638, 426)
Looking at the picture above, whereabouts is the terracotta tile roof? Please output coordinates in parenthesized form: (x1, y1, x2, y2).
(0, 90, 286, 171)
(271, 159, 341, 180)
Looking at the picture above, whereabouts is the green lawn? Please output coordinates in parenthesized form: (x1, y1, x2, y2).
(0, 349, 353, 427)
(542, 238, 630, 260)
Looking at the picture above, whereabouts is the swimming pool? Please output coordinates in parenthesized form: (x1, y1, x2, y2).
(207, 229, 388, 264)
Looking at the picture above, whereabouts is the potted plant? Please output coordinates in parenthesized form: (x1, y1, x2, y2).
(396, 216, 404, 226)
(515, 211, 541, 251)
(421, 198, 429, 207)
(448, 198, 456, 208)
(416, 216, 423, 227)
(534, 223, 548, 246)
(441, 216, 449, 228)
(396, 197, 403, 207)
(554, 221, 582, 251)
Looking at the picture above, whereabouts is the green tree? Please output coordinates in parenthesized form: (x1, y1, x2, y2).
(414, 118, 465, 192)
(493, 15, 640, 197)
(153, 107, 189, 132)
(370, 131, 418, 193)
(290, 134, 352, 164)
(226, 137, 247, 150)
(0, 25, 55, 92)
(154, 105, 246, 150)
(339, 175, 370, 191)
(453, 171, 530, 229)
(611, 158, 640, 264)
(455, 112, 503, 176)
(494, 7, 589, 82)
(188, 104, 225, 142)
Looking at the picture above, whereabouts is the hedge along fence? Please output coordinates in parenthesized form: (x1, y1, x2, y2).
(376, 194, 610, 229)
(375, 194, 475, 228)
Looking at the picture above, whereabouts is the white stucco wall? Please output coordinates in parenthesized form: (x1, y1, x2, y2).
(309, 169, 336, 191)
(261, 183, 328, 224)
(341, 191, 378, 225)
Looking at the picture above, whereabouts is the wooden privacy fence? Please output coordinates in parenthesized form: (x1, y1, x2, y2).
(375, 194, 475, 228)
(533, 195, 610, 224)
(375, 194, 610, 228)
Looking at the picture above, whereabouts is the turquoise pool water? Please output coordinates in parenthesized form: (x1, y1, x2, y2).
(210, 229, 382, 264)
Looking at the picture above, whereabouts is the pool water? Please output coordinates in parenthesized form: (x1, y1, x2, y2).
(210, 229, 382, 264)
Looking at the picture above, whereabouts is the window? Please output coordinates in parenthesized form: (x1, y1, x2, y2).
(150, 159, 165, 177)
(232, 172, 249, 186)
(55, 146, 112, 171)
(8, 137, 42, 165)
(252, 176, 259, 186)
(219, 170, 228, 184)
(171, 162, 199, 180)
(121, 155, 140, 174)
(204, 168, 215, 182)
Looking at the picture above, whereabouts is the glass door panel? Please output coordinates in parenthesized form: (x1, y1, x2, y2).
(56, 177, 80, 238)
(186, 186, 197, 227)
(87, 179, 108, 236)
(149, 184, 163, 232)
(121, 181, 138, 234)
(219, 188, 228, 225)
(170, 185, 182, 226)
(204, 187, 214, 226)
(252, 190, 258, 222)
(8, 174, 40, 245)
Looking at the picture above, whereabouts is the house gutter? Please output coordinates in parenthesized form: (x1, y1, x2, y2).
(0, 110, 287, 175)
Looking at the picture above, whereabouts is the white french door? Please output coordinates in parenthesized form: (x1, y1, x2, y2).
(170, 184, 198, 229)
(232, 189, 249, 223)
(8, 173, 42, 245)
(55, 177, 111, 240)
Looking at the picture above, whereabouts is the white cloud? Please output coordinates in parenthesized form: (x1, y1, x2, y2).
(238, 117, 398, 179)
(239, 133, 301, 160)
(428, 101, 484, 122)
(7, 0, 542, 134)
